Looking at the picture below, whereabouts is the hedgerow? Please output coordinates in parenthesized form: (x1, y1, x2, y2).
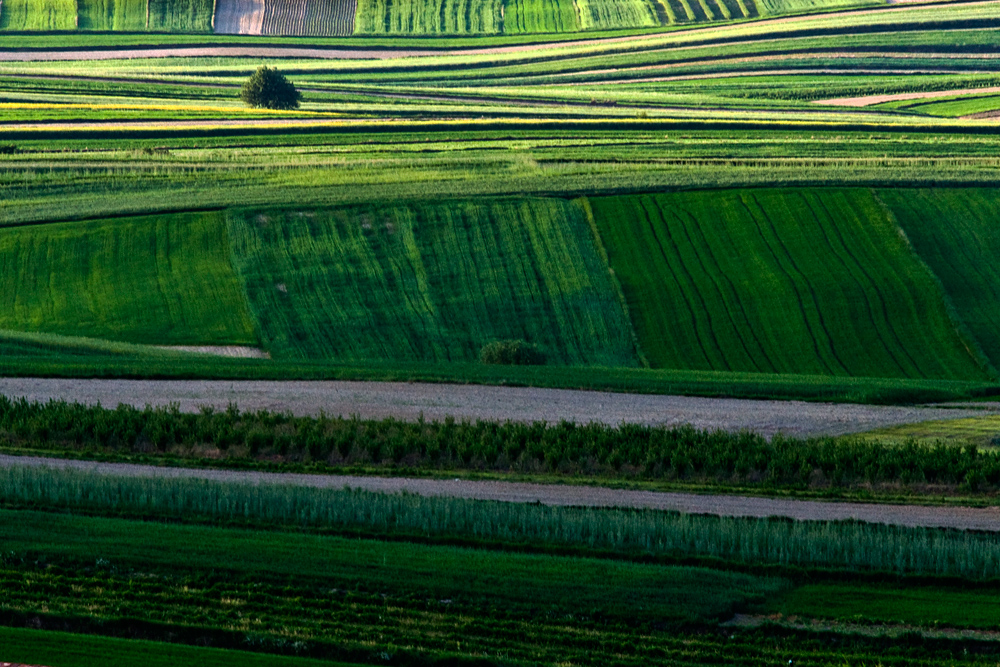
(2, 397, 998, 492)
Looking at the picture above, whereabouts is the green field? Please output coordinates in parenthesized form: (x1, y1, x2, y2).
(770, 583, 1000, 629)
(0, 0, 77, 30)
(756, 0, 881, 13)
(575, 0, 659, 30)
(878, 189, 1000, 372)
(78, 0, 147, 30)
(147, 0, 214, 31)
(590, 189, 988, 380)
(0, 212, 256, 346)
(355, 0, 503, 33)
(503, 0, 580, 32)
(228, 199, 638, 365)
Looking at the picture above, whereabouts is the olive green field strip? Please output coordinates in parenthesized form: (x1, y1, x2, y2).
(590, 188, 990, 380)
(0, 211, 256, 347)
(227, 199, 639, 366)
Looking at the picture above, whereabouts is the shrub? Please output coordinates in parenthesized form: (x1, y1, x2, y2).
(0, 145, 18, 155)
(480, 339, 546, 366)
(239, 66, 302, 110)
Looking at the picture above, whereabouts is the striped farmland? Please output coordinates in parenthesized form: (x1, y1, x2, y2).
(215, 0, 356, 35)
(589, 189, 989, 380)
(227, 199, 639, 366)
(0, 0, 76, 30)
(503, 0, 579, 33)
(354, 0, 503, 33)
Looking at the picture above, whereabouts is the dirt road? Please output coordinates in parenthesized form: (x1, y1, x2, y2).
(3, 453, 998, 530)
(0, 378, 995, 437)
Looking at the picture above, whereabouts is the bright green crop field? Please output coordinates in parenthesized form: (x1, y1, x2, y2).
(0, 211, 256, 346)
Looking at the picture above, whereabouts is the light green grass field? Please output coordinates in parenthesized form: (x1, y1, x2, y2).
(589, 189, 988, 380)
(228, 198, 638, 365)
(879, 189, 1000, 372)
(355, 0, 503, 33)
(77, 0, 147, 30)
(0, 0, 77, 30)
(0, 212, 256, 346)
(858, 414, 1000, 448)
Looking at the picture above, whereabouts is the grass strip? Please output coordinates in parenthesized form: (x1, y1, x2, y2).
(4, 467, 1000, 579)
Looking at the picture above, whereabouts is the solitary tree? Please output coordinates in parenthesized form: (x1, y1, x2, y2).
(240, 66, 302, 110)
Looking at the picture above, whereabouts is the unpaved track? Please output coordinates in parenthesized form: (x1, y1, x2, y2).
(3, 453, 999, 530)
(0, 378, 996, 437)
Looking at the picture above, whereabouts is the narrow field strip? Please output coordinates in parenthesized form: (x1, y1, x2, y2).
(3, 453, 1000, 529)
(0, 377, 993, 436)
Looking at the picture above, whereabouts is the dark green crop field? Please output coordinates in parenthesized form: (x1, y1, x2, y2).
(590, 188, 989, 379)
(879, 188, 1000, 372)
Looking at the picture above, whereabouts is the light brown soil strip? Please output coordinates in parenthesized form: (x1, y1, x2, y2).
(154, 346, 270, 359)
(2, 453, 999, 530)
(0, 378, 996, 437)
(815, 85, 1000, 107)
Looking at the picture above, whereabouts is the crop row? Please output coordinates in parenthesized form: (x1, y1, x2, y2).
(6, 465, 1000, 579)
(2, 397, 999, 492)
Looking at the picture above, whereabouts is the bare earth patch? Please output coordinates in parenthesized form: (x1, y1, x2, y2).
(155, 345, 270, 359)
